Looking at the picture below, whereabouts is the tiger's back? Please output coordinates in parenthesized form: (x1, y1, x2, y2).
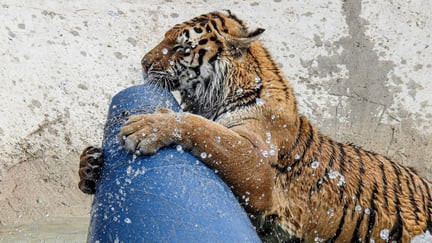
(270, 115, 432, 242)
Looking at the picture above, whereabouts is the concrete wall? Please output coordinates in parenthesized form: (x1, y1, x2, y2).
(1, 0, 431, 226)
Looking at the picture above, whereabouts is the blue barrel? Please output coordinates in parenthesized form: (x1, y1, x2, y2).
(87, 84, 260, 242)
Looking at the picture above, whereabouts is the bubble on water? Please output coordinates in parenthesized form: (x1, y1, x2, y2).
(256, 98, 265, 106)
(380, 229, 390, 241)
(200, 152, 207, 159)
(124, 218, 132, 224)
(311, 161, 320, 169)
(162, 48, 168, 55)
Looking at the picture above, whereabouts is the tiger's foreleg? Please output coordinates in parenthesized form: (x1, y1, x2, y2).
(119, 108, 276, 213)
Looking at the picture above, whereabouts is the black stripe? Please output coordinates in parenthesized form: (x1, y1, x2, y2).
(289, 117, 304, 153)
(389, 163, 404, 241)
(327, 202, 349, 243)
(198, 38, 208, 45)
(402, 166, 420, 221)
(247, 28, 265, 38)
(420, 178, 432, 231)
(309, 134, 325, 198)
(337, 143, 346, 202)
(328, 140, 336, 169)
(376, 157, 389, 207)
(352, 147, 364, 218)
(365, 183, 378, 243)
(260, 47, 290, 100)
(197, 48, 207, 66)
(291, 121, 315, 179)
(182, 29, 190, 38)
(351, 208, 365, 242)
(193, 27, 203, 33)
(210, 20, 221, 35)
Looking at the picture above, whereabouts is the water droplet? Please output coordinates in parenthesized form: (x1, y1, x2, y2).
(262, 150, 269, 157)
(355, 205, 362, 211)
(269, 149, 276, 156)
(191, 42, 198, 49)
(380, 229, 390, 241)
(265, 131, 271, 143)
(236, 88, 243, 94)
(169, 60, 175, 66)
(124, 218, 132, 224)
(256, 98, 265, 106)
(255, 76, 261, 82)
(311, 161, 320, 169)
(176, 145, 183, 153)
(294, 154, 301, 160)
(126, 166, 133, 175)
(327, 208, 335, 217)
(364, 208, 371, 215)
(215, 136, 221, 143)
(328, 170, 340, 179)
(314, 236, 323, 242)
(200, 152, 207, 159)
(162, 48, 168, 55)
(185, 48, 191, 53)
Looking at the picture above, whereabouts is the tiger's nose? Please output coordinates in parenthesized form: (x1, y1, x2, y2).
(141, 56, 152, 74)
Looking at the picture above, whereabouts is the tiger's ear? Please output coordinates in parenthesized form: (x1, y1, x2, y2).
(229, 28, 265, 50)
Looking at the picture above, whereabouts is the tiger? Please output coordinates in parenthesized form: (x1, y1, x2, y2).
(78, 10, 432, 242)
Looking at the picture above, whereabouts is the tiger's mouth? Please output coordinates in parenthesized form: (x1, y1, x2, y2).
(144, 71, 179, 92)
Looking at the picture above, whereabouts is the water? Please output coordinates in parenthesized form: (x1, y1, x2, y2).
(0, 217, 89, 243)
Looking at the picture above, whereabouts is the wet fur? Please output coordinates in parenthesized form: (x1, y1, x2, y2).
(80, 11, 432, 242)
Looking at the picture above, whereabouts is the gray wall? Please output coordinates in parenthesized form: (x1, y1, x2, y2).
(1, 0, 431, 226)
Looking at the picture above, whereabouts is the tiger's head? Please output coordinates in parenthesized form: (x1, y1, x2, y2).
(141, 10, 265, 120)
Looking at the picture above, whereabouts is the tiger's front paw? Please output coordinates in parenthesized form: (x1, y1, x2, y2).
(119, 108, 182, 155)
(78, 146, 104, 194)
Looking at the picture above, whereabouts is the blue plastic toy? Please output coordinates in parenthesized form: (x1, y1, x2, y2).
(87, 84, 260, 242)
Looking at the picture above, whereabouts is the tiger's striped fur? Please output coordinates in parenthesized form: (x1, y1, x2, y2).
(79, 10, 432, 242)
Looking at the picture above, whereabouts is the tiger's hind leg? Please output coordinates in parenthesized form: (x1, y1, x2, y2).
(78, 146, 104, 194)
